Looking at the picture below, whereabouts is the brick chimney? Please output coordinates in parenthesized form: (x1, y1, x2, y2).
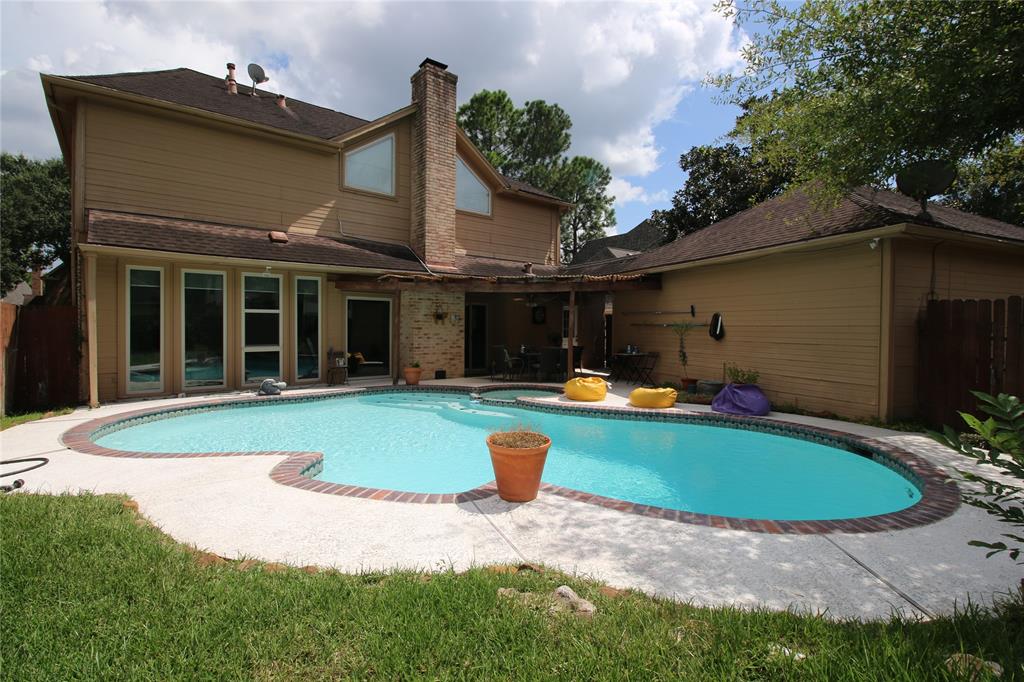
(410, 58, 457, 267)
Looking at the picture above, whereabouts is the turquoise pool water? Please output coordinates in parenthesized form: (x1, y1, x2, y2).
(96, 392, 921, 520)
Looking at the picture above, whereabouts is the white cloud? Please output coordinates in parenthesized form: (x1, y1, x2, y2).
(608, 177, 670, 207)
(1, 0, 745, 177)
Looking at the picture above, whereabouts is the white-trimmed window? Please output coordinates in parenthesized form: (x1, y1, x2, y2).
(294, 276, 321, 381)
(456, 156, 491, 215)
(344, 134, 395, 196)
(126, 266, 164, 393)
(242, 273, 282, 383)
(182, 270, 226, 389)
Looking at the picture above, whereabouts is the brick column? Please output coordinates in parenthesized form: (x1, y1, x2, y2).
(410, 58, 457, 268)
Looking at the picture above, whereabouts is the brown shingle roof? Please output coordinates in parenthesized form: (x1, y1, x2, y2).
(67, 68, 368, 140)
(86, 210, 426, 273)
(597, 187, 1024, 274)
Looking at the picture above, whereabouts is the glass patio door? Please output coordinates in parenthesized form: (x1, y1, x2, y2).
(346, 297, 391, 377)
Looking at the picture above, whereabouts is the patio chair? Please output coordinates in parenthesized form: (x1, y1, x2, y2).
(499, 347, 525, 381)
(635, 352, 659, 387)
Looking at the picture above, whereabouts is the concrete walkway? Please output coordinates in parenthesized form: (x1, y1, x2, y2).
(2, 379, 1020, 620)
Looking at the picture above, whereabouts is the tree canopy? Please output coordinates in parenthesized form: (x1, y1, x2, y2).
(712, 0, 1024, 202)
(457, 90, 614, 261)
(0, 153, 71, 293)
(650, 142, 793, 242)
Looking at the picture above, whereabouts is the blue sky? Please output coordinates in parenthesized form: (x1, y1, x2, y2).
(0, 1, 751, 235)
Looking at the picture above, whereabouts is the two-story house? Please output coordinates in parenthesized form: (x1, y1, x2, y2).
(43, 58, 656, 406)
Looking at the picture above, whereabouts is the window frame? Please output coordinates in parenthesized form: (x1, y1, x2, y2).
(455, 155, 492, 216)
(180, 268, 227, 391)
(125, 265, 165, 395)
(241, 272, 284, 385)
(293, 275, 322, 383)
(343, 133, 396, 197)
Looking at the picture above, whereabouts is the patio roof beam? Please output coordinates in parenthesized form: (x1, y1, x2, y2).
(331, 277, 659, 293)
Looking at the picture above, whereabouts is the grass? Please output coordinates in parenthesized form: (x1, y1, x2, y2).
(2, 494, 1022, 680)
(0, 406, 73, 431)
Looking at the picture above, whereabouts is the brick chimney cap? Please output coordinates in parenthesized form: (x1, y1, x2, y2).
(419, 57, 448, 71)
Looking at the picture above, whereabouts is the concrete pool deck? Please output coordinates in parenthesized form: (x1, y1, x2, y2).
(2, 378, 1021, 621)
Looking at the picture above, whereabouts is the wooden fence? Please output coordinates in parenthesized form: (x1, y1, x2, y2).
(917, 295, 1023, 428)
(1, 304, 79, 414)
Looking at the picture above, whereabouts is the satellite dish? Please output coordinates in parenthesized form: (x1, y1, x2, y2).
(247, 63, 269, 96)
(895, 159, 956, 217)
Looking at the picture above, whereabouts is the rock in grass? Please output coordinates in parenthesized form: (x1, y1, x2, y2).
(553, 585, 596, 617)
(122, 499, 139, 513)
(945, 653, 1003, 679)
(236, 559, 260, 571)
(768, 644, 807, 662)
(195, 552, 227, 568)
(599, 585, 629, 599)
(301, 565, 320, 575)
(263, 562, 287, 573)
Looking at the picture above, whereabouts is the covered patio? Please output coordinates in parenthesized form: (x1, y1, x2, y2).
(329, 270, 661, 384)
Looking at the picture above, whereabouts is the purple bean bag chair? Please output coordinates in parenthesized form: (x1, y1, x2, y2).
(711, 384, 771, 416)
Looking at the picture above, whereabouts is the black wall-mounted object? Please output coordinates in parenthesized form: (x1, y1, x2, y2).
(709, 313, 725, 340)
(690, 304, 696, 317)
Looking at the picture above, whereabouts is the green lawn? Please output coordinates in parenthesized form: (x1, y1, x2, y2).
(1, 406, 74, 430)
(1, 494, 1020, 680)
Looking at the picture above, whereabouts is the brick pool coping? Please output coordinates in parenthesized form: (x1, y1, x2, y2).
(59, 384, 960, 534)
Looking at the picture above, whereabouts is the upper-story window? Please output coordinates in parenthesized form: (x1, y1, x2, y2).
(456, 157, 491, 215)
(344, 134, 395, 196)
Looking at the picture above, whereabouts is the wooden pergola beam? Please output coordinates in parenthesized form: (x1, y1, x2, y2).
(332, 277, 659, 293)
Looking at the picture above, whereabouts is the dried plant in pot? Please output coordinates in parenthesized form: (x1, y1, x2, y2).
(486, 426, 552, 503)
(403, 361, 422, 386)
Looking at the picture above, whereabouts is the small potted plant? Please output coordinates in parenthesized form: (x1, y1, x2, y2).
(403, 361, 423, 386)
(486, 426, 552, 502)
(668, 322, 702, 393)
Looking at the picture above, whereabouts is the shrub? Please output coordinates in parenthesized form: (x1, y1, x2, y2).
(929, 391, 1023, 563)
(725, 364, 760, 385)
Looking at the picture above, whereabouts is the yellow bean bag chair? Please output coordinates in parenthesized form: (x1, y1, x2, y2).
(564, 376, 608, 402)
(628, 387, 678, 408)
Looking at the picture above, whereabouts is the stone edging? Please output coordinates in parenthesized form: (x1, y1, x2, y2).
(59, 385, 960, 534)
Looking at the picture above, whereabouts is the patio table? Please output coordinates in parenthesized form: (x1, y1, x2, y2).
(610, 352, 651, 384)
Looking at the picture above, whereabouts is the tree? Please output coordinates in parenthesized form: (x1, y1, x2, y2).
(650, 142, 792, 242)
(0, 153, 71, 293)
(712, 0, 1024, 200)
(944, 138, 1024, 226)
(550, 157, 615, 262)
(458, 91, 615, 260)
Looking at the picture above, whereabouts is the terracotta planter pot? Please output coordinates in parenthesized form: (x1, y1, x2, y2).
(403, 367, 422, 385)
(486, 433, 551, 503)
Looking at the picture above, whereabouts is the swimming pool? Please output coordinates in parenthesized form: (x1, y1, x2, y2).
(94, 390, 923, 522)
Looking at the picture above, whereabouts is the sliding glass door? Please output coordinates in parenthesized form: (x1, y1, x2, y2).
(242, 274, 282, 382)
(295, 277, 320, 380)
(182, 271, 225, 388)
(346, 297, 391, 377)
(126, 267, 163, 392)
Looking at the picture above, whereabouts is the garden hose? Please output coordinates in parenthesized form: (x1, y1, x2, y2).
(0, 457, 49, 493)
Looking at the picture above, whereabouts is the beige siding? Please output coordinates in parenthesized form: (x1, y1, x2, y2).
(614, 243, 884, 418)
(455, 194, 560, 265)
(890, 239, 1024, 418)
(82, 101, 413, 244)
